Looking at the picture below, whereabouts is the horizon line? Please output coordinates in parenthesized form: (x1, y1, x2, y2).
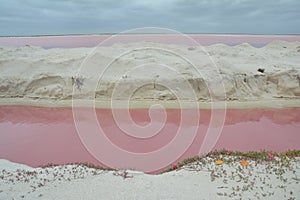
(1, 32, 300, 38)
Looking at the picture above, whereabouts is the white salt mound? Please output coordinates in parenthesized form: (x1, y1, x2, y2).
(0, 41, 299, 103)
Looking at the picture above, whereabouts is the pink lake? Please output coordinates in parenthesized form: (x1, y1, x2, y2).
(1, 34, 300, 48)
(0, 106, 299, 173)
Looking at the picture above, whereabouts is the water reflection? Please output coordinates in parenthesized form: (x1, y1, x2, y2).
(0, 105, 299, 173)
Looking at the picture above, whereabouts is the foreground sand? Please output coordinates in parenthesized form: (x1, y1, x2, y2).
(1, 156, 299, 200)
(0, 40, 299, 108)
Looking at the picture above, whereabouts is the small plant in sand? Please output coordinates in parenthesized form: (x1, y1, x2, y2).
(71, 76, 84, 91)
(113, 170, 133, 179)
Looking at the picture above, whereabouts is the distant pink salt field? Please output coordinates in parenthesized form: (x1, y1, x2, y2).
(1, 34, 300, 48)
(0, 106, 299, 173)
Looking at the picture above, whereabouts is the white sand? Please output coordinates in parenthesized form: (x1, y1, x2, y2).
(0, 40, 299, 108)
(1, 157, 299, 200)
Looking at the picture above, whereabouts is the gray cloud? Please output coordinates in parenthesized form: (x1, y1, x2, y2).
(0, 0, 299, 36)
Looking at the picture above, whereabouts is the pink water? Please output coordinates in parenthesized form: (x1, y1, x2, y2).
(0, 106, 299, 173)
(1, 34, 300, 48)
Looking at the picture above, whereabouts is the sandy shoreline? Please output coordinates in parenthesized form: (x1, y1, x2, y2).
(1, 154, 299, 200)
(0, 98, 299, 109)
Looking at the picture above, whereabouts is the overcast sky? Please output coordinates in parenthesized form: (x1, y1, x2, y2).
(0, 0, 299, 36)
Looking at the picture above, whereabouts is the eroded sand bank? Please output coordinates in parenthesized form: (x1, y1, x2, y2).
(0, 40, 299, 108)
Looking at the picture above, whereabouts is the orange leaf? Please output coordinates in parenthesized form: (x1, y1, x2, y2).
(240, 160, 249, 167)
(214, 159, 224, 165)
